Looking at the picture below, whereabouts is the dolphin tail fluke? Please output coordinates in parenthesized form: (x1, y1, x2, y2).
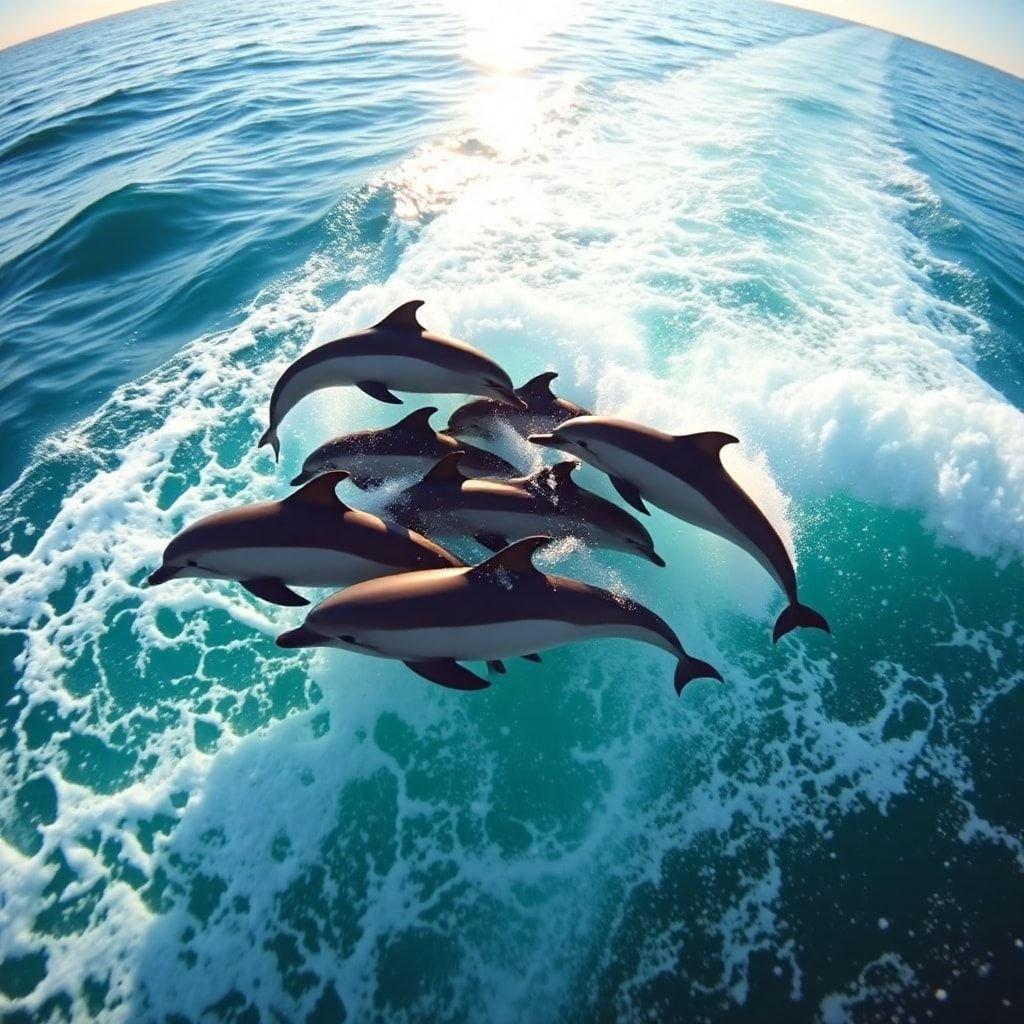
(259, 426, 281, 462)
(674, 656, 723, 696)
(773, 602, 831, 643)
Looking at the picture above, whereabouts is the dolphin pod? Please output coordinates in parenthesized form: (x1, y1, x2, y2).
(529, 417, 830, 642)
(148, 298, 830, 699)
(277, 536, 720, 693)
(148, 471, 463, 606)
(384, 452, 664, 565)
(446, 371, 590, 442)
(259, 300, 525, 461)
(290, 406, 521, 489)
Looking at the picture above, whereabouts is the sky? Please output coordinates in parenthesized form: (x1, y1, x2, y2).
(777, 0, 1024, 77)
(0, 0, 1021, 77)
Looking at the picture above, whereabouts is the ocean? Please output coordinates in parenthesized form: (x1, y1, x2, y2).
(1, 0, 1022, 1020)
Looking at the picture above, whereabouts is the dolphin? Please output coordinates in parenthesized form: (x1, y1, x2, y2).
(259, 300, 525, 460)
(147, 471, 463, 606)
(446, 371, 590, 442)
(529, 417, 830, 642)
(383, 452, 665, 564)
(290, 406, 522, 488)
(276, 536, 721, 693)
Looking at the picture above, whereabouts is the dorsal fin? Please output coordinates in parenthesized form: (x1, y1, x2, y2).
(393, 406, 437, 433)
(421, 451, 468, 484)
(516, 371, 558, 401)
(374, 299, 425, 333)
(284, 471, 350, 509)
(678, 431, 740, 458)
(471, 536, 552, 575)
(536, 460, 579, 489)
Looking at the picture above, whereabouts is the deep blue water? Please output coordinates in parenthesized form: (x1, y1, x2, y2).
(1, 1, 1023, 1021)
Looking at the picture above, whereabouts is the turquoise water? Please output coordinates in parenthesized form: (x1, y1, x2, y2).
(2, 0, 1023, 1020)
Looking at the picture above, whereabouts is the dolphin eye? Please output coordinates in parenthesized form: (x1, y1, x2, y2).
(485, 378, 500, 387)
(340, 635, 356, 643)
(577, 440, 589, 450)
(187, 560, 198, 566)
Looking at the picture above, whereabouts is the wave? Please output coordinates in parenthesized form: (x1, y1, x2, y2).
(330, 25, 1024, 565)
(0, 83, 176, 166)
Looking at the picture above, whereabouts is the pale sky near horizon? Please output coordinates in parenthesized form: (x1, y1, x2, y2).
(0, 0, 1021, 77)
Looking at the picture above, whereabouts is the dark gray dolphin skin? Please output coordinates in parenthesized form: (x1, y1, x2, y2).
(446, 371, 590, 442)
(147, 471, 463, 606)
(276, 536, 721, 694)
(530, 417, 830, 642)
(290, 407, 522, 489)
(260, 300, 526, 460)
(383, 452, 664, 564)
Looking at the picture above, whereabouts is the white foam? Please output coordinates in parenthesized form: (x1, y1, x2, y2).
(308, 21, 1024, 566)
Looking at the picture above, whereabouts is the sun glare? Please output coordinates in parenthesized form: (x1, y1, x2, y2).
(453, 0, 579, 72)
(386, 2, 581, 221)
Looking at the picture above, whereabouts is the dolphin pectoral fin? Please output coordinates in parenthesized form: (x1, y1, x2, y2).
(356, 381, 403, 404)
(487, 660, 507, 674)
(522, 653, 543, 663)
(474, 532, 509, 552)
(773, 602, 831, 643)
(674, 656, 724, 696)
(404, 659, 490, 691)
(609, 475, 650, 515)
(239, 578, 309, 607)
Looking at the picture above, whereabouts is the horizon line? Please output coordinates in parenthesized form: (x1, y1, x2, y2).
(768, 0, 1022, 81)
(0, 0, 1021, 81)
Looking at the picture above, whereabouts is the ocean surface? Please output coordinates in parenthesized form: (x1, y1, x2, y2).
(1, 0, 1023, 1020)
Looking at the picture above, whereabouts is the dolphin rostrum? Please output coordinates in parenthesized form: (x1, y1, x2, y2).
(290, 407, 522, 488)
(260, 300, 525, 460)
(446, 371, 590, 442)
(383, 452, 665, 564)
(276, 536, 721, 693)
(147, 471, 463, 606)
(530, 417, 830, 642)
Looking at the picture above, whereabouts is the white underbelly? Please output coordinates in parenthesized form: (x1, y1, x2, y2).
(283, 355, 474, 417)
(368, 356, 473, 394)
(607, 454, 782, 588)
(204, 546, 405, 587)
(360, 620, 663, 661)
